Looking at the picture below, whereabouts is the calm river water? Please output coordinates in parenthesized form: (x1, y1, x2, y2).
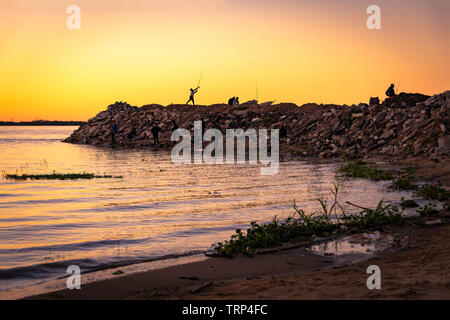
(0, 126, 410, 297)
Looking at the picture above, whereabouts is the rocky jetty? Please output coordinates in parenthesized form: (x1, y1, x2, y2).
(64, 91, 450, 158)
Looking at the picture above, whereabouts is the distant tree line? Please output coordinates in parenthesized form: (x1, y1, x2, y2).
(0, 120, 86, 126)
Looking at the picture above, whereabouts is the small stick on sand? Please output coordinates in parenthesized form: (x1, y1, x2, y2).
(345, 201, 371, 211)
(191, 281, 213, 294)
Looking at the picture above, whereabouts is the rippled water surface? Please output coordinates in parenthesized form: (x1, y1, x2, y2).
(0, 126, 410, 297)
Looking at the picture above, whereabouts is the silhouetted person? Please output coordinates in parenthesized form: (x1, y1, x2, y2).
(233, 97, 240, 106)
(151, 123, 161, 149)
(369, 97, 380, 106)
(228, 97, 235, 106)
(386, 84, 396, 97)
(187, 87, 200, 105)
(279, 123, 287, 138)
(111, 123, 118, 146)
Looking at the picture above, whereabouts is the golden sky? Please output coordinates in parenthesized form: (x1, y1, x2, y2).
(0, 0, 448, 121)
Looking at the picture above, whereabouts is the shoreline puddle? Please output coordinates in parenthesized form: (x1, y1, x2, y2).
(307, 231, 407, 257)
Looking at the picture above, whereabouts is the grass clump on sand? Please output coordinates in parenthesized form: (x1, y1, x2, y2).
(391, 168, 418, 191)
(342, 201, 403, 227)
(414, 183, 450, 201)
(214, 184, 403, 258)
(390, 169, 449, 202)
(338, 160, 393, 181)
(214, 211, 338, 258)
(5, 172, 123, 181)
(417, 204, 440, 217)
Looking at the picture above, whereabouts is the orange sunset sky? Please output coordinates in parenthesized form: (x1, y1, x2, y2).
(0, 0, 448, 121)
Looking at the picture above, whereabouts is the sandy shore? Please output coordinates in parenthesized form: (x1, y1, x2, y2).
(29, 156, 450, 300)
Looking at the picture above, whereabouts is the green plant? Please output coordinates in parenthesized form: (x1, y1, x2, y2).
(214, 198, 340, 258)
(261, 117, 271, 127)
(417, 204, 439, 217)
(392, 177, 417, 191)
(414, 183, 449, 201)
(339, 160, 393, 181)
(344, 200, 403, 227)
(391, 167, 417, 191)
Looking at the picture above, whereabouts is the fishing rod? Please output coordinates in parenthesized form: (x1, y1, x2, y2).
(256, 81, 259, 103)
(197, 68, 204, 89)
(396, 69, 405, 91)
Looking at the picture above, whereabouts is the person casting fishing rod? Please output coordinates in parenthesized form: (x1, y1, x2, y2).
(186, 69, 204, 105)
(186, 86, 200, 105)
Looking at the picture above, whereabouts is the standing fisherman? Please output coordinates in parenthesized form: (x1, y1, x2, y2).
(151, 122, 161, 150)
(148, 112, 161, 150)
(186, 87, 200, 105)
(111, 122, 118, 146)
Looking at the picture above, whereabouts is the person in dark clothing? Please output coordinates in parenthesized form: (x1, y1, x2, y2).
(151, 123, 161, 149)
(233, 97, 240, 106)
(369, 97, 380, 106)
(228, 97, 235, 106)
(386, 84, 396, 97)
(111, 123, 118, 146)
(186, 87, 200, 105)
(128, 122, 137, 141)
(279, 123, 287, 138)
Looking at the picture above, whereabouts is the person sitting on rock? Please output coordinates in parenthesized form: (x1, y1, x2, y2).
(186, 87, 200, 105)
(369, 97, 380, 106)
(228, 97, 235, 106)
(386, 84, 396, 97)
(233, 97, 240, 106)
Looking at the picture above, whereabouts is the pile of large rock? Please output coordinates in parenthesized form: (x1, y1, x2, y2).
(64, 91, 450, 158)
(293, 92, 450, 158)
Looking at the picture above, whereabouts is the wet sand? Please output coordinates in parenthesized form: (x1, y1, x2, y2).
(29, 221, 450, 300)
(177, 223, 450, 300)
(29, 156, 450, 300)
